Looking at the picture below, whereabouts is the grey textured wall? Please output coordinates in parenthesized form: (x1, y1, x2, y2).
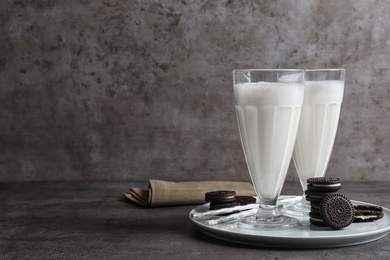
(1, 0, 390, 181)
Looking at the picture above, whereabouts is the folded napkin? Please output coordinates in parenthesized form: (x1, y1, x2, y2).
(124, 179, 256, 207)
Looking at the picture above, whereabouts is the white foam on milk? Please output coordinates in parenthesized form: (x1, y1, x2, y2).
(234, 82, 304, 107)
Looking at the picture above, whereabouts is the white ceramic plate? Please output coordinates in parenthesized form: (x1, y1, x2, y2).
(189, 197, 390, 248)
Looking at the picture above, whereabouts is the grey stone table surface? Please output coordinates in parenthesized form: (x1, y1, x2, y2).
(1, 180, 390, 260)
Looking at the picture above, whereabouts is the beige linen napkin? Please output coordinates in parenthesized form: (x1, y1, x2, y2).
(124, 179, 256, 207)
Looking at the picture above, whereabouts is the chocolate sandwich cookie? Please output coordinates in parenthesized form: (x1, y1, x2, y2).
(205, 190, 238, 210)
(310, 206, 321, 216)
(235, 196, 256, 205)
(310, 218, 329, 227)
(309, 212, 328, 227)
(305, 190, 332, 203)
(320, 193, 354, 229)
(205, 190, 236, 203)
(307, 177, 342, 192)
(310, 201, 321, 209)
(209, 200, 240, 210)
(353, 205, 384, 223)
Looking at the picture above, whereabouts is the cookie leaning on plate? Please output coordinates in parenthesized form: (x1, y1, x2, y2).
(320, 193, 355, 229)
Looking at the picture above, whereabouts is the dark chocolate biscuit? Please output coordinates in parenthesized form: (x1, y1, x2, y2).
(310, 202, 321, 209)
(307, 184, 341, 193)
(310, 218, 329, 227)
(320, 193, 354, 229)
(305, 190, 332, 203)
(205, 190, 238, 210)
(310, 206, 321, 216)
(205, 190, 236, 203)
(353, 205, 384, 223)
(235, 196, 256, 205)
(307, 177, 342, 192)
(354, 205, 383, 212)
(309, 211, 328, 227)
(209, 200, 240, 210)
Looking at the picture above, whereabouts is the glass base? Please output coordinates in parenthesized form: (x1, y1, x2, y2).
(238, 214, 299, 230)
(282, 197, 310, 219)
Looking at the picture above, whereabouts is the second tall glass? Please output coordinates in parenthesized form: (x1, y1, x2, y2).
(285, 69, 345, 217)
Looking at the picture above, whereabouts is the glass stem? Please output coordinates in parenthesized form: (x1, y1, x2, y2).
(255, 197, 282, 222)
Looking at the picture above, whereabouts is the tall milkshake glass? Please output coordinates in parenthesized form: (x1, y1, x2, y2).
(284, 69, 345, 217)
(233, 69, 304, 230)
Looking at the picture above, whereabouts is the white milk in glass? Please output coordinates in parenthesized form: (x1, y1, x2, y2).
(234, 82, 303, 200)
(293, 80, 344, 189)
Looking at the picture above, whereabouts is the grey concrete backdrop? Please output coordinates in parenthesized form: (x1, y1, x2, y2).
(1, 0, 390, 181)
